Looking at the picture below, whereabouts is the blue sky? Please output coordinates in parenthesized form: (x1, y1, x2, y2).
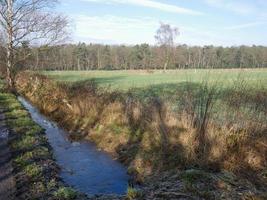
(58, 0, 267, 46)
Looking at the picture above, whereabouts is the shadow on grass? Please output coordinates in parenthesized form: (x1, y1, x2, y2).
(15, 72, 267, 190)
(114, 81, 267, 187)
(55, 75, 127, 86)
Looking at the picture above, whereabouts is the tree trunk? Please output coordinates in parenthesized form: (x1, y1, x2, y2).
(163, 61, 167, 72)
(35, 50, 39, 70)
(97, 48, 101, 69)
(77, 58, 80, 71)
(6, 0, 15, 90)
(6, 47, 13, 89)
(164, 49, 170, 72)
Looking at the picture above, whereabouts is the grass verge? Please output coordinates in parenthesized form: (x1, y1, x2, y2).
(0, 82, 79, 200)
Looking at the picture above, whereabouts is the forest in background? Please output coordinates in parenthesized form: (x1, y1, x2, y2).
(1, 43, 267, 72)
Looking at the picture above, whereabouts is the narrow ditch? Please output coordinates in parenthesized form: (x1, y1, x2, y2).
(18, 96, 130, 196)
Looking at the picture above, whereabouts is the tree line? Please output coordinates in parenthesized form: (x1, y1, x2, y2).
(3, 43, 266, 71)
(1, 1, 267, 91)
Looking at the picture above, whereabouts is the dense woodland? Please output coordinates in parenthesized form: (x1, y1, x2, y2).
(1, 43, 267, 71)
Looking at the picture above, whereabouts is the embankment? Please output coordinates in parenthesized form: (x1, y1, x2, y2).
(15, 71, 267, 189)
(0, 84, 81, 200)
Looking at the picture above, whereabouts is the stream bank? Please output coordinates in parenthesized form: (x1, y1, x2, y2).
(13, 72, 267, 199)
(0, 87, 130, 200)
(0, 90, 77, 199)
(0, 110, 16, 200)
(18, 96, 130, 196)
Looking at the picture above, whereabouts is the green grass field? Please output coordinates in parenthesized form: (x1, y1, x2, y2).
(43, 69, 267, 91)
(42, 68, 267, 132)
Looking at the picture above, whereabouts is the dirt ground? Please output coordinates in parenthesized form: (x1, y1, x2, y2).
(0, 111, 16, 200)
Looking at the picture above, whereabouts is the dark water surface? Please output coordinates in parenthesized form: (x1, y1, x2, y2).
(18, 97, 129, 195)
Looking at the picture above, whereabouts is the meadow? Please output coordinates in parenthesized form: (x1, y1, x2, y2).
(43, 69, 267, 91)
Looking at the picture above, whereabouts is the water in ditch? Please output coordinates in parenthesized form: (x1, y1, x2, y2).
(18, 97, 129, 195)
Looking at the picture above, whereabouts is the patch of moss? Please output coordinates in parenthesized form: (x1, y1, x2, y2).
(14, 147, 50, 167)
(108, 123, 123, 135)
(14, 151, 34, 167)
(126, 187, 142, 200)
(23, 163, 43, 180)
(30, 181, 47, 195)
(11, 135, 38, 150)
(25, 125, 44, 135)
(5, 109, 28, 118)
(53, 187, 77, 200)
(47, 179, 57, 191)
(8, 117, 36, 129)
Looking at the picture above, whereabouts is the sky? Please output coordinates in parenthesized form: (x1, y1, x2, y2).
(58, 0, 267, 46)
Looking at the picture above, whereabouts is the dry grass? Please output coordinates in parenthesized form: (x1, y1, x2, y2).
(15, 71, 267, 188)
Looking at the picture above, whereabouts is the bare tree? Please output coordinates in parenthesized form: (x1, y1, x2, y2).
(155, 22, 179, 71)
(0, 0, 68, 90)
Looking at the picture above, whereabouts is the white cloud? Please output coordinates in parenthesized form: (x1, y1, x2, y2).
(74, 15, 158, 44)
(179, 26, 236, 46)
(205, 0, 256, 14)
(223, 22, 266, 30)
(73, 14, 239, 46)
(82, 0, 203, 15)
